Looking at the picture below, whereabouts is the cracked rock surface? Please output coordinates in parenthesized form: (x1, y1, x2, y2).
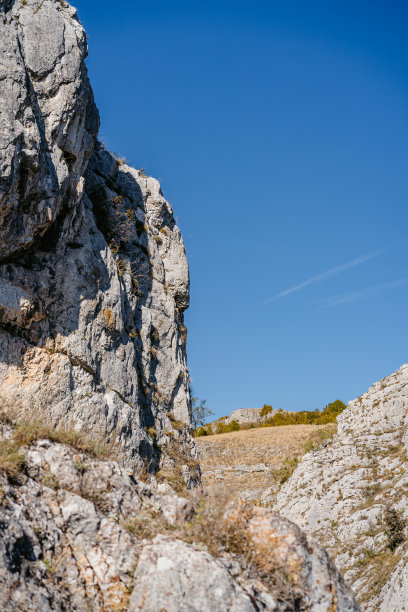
(0, 0, 195, 474)
(276, 364, 408, 611)
(0, 434, 360, 611)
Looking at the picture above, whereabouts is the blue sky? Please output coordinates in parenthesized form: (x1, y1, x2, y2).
(76, 0, 408, 418)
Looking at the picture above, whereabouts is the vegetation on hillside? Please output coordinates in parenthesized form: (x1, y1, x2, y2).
(191, 396, 214, 434)
(195, 399, 346, 436)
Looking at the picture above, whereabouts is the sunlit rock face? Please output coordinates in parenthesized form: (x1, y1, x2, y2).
(276, 364, 408, 611)
(0, 0, 195, 474)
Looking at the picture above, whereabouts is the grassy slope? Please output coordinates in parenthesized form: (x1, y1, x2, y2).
(196, 423, 334, 502)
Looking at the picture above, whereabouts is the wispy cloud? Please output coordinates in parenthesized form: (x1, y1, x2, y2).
(262, 247, 387, 305)
(319, 279, 408, 308)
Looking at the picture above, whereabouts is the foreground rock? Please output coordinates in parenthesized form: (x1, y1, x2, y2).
(0, 0, 195, 475)
(0, 433, 360, 611)
(276, 364, 408, 611)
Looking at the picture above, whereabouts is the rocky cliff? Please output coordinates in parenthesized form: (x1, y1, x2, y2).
(0, 0, 195, 476)
(276, 364, 408, 611)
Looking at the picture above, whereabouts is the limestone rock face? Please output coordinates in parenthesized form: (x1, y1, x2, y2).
(0, 0, 98, 260)
(0, 0, 195, 474)
(276, 364, 408, 611)
(225, 408, 264, 424)
(0, 434, 360, 611)
(216, 407, 280, 426)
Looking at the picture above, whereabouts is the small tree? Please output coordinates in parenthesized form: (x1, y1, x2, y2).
(191, 396, 214, 434)
(325, 399, 347, 415)
(260, 404, 273, 417)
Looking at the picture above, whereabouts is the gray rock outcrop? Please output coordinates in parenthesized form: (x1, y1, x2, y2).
(0, 430, 360, 611)
(224, 408, 265, 424)
(276, 364, 408, 610)
(0, 0, 195, 475)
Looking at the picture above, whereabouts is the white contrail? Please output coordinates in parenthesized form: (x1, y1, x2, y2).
(320, 278, 408, 308)
(262, 247, 387, 305)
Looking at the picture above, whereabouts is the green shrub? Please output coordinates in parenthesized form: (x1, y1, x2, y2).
(303, 438, 316, 453)
(384, 507, 406, 551)
(215, 420, 241, 435)
(229, 420, 240, 431)
(263, 400, 346, 428)
(273, 457, 299, 484)
(196, 425, 213, 437)
(260, 404, 273, 417)
(303, 424, 337, 453)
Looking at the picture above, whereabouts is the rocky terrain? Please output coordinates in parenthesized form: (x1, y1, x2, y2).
(0, 422, 360, 611)
(276, 364, 408, 611)
(0, 0, 195, 476)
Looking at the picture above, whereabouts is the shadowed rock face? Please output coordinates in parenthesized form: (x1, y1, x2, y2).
(0, 0, 98, 260)
(0, 0, 195, 474)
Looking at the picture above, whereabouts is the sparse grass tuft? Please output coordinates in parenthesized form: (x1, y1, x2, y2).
(0, 439, 25, 480)
(11, 421, 114, 459)
(0, 418, 116, 481)
(129, 327, 140, 339)
(116, 259, 126, 277)
(273, 457, 298, 484)
(168, 413, 184, 431)
(109, 239, 119, 254)
(103, 308, 116, 330)
(121, 490, 299, 602)
(146, 426, 157, 440)
(122, 509, 174, 539)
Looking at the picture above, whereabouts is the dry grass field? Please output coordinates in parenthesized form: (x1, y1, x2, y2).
(196, 424, 334, 503)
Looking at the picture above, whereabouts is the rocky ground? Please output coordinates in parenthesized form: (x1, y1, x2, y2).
(0, 422, 360, 611)
(276, 364, 408, 611)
